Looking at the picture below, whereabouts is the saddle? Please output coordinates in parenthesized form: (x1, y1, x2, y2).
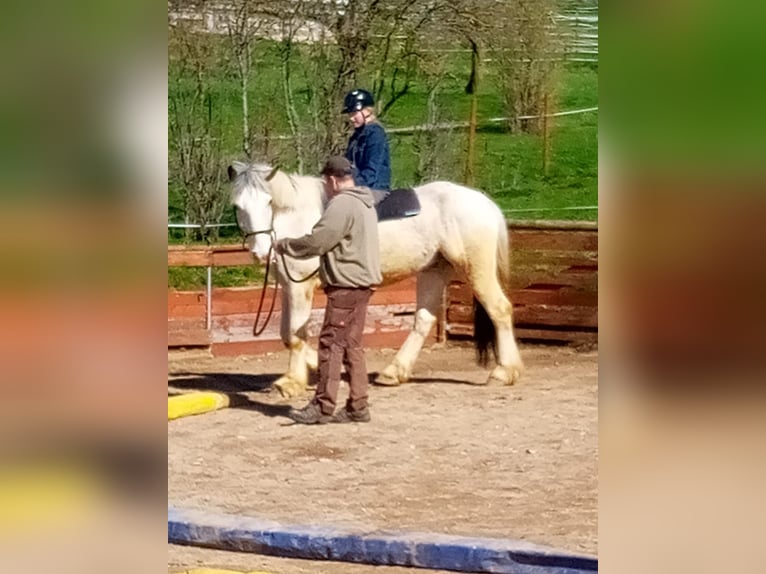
(371, 188, 421, 222)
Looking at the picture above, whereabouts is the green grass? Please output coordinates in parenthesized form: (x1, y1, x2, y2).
(384, 65, 598, 218)
(169, 40, 597, 289)
(168, 265, 265, 290)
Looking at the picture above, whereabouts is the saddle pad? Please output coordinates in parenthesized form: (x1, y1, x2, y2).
(373, 188, 421, 221)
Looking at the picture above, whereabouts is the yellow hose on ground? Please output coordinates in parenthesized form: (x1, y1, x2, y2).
(168, 392, 230, 421)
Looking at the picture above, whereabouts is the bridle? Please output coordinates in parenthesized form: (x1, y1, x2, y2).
(233, 165, 319, 336)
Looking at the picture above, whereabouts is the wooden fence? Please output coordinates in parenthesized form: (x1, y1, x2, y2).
(168, 221, 597, 355)
(445, 221, 597, 344)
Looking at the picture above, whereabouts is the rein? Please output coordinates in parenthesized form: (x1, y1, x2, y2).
(277, 251, 320, 283)
(241, 227, 279, 337)
(238, 223, 317, 338)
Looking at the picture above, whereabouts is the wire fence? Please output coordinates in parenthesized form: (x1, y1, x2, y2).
(168, 205, 598, 233)
(387, 107, 598, 135)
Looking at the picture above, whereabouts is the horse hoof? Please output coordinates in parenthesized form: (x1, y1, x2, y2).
(273, 377, 307, 398)
(374, 363, 405, 386)
(374, 373, 401, 387)
(487, 365, 521, 386)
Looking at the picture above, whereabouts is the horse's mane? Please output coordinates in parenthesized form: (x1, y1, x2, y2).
(233, 162, 324, 212)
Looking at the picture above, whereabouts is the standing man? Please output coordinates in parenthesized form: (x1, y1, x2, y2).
(274, 156, 382, 424)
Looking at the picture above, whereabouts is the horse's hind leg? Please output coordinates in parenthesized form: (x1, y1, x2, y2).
(273, 280, 319, 398)
(376, 265, 450, 386)
(469, 272, 524, 386)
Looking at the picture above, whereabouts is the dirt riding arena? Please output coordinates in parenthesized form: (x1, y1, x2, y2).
(168, 342, 597, 573)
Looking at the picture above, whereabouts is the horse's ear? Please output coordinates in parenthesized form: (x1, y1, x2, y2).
(228, 161, 249, 182)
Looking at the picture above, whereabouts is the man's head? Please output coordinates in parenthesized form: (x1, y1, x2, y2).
(320, 156, 355, 198)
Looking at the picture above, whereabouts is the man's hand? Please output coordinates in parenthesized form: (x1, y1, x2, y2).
(273, 238, 288, 255)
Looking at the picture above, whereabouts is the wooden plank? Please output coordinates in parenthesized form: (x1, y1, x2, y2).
(212, 288, 283, 315)
(511, 250, 598, 267)
(211, 330, 412, 357)
(446, 323, 474, 337)
(212, 312, 287, 343)
(447, 304, 473, 325)
(447, 282, 473, 302)
(168, 291, 206, 319)
(211, 339, 285, 357)
(168, 318, 210, 347)
(211, 249, 257, 267)
(510, 229, 598, 252)
(168, 304, 206, 319)
(168, 245, 255, 268)
(447, 303, 597, 329)
(169, 231, 599, 268)
(210, 303, 418, 344)
(168, 329, 211, 347)
(514, 304, 597, 328)
(367, 304, 416, 333)
(446, 324, 597, 345)
(510, 270, 598, 292)
(448, 283, 598, 307)
(512, 288, 597, 307)
(509, 220, 598, 231)
(168, 230, 598, 264)
(514, 327, 598, 345)
(210, 244, 251, 253)
(167, 279, 420, 319)
(168, 250, 212, 267)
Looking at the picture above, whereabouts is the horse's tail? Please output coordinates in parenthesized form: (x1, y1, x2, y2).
(474, 298, 495, 367)
(496, 211, 512, 295)
(474, 211, 511, 367)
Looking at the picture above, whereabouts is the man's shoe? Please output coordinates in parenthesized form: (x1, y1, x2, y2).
(288, 402, 332, 424)
(332, 407, 371, 423)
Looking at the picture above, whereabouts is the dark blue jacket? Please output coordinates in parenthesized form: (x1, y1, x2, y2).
(345, 122, 391, 190)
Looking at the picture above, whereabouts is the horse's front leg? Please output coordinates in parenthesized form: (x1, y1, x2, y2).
(272, 278, 319, 398)
(376, 266, 449, 386)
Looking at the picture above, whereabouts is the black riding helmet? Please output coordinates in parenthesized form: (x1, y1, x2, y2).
(342, 89, 374, 114)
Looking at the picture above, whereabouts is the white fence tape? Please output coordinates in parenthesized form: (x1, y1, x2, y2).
(387, 106, 598, 135)
(169, 206, 598, 231)
(168, 223, 237, 229)
(251, 107, 598, 140)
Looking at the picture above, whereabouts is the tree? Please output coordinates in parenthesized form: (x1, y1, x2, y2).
(169, 7, 227, 241)
(485, 0, 562, 133)
(225, 0, 268, 157)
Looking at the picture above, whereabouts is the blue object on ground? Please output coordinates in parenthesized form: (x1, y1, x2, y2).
(168, 506, 598, 574)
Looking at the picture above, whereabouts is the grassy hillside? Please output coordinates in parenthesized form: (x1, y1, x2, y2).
(169, 38, 597, 220)
(168, 40, 597, 288)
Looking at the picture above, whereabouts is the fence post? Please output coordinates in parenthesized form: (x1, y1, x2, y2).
(206, 266, 212, 330)
(464, 40, 479, 187)
(542, 93, 551, 176)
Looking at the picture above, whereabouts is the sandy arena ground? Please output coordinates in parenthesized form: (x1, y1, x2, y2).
(168, 342, 597, 573)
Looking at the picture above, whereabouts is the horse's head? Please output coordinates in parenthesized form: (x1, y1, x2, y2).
(228, 161, 278, 263)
